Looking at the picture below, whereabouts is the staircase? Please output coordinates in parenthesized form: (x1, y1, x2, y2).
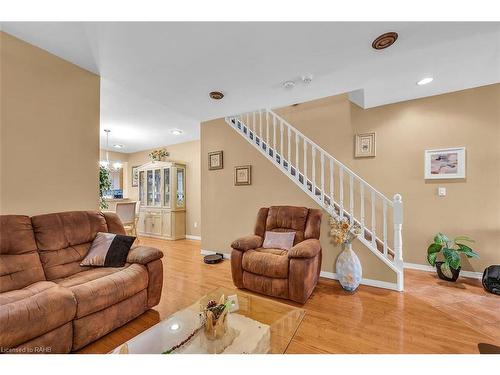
(225, 109, 404, 291)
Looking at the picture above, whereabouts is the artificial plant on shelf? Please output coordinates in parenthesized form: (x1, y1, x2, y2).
(149, 148, 169, 162)
(427, 233, 479, 281)
(329, 215, 363, 292)
(99, 165, 112, 210)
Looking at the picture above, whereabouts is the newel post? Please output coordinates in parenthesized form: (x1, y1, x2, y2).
(393, 194, 404, 269)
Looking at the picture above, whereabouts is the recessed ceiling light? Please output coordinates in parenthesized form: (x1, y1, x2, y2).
(282, 80, 295, 89)
(209, 91, 224, 100)
(170, 129, 183, 135)
(113, 144, 124, 149)
(372, 32, 398, 50)
(417, 77, 434, 86)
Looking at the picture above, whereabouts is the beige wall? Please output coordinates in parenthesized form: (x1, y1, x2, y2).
(0, 32, 100, 215)
(126, 140, 201, 237)
(201, 84, 500, 279)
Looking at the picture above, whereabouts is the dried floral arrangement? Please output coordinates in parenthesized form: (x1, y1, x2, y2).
(161, 295, 232, 354)
(149, 148, 169, 161)
(329, 215, 362, 245)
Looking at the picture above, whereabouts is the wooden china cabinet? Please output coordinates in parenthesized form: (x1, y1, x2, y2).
(137, 161, 186, 240)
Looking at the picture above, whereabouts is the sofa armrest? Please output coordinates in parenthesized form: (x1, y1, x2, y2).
(231, 235, 263, 251)
(288, 239, 321, 259)
(127, 246, 163, 265)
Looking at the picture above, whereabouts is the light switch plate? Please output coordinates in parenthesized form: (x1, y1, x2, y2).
(438, 187, 446, 197)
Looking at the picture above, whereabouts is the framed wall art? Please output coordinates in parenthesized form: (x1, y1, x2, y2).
(424, 147, 466, 179)
(208, 151, 223, 170)
(131, 165, 140, 187)
(355, 132, 376, 158)
(234, 165, 251, 186)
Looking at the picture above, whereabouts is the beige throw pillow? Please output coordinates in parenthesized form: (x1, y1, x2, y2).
(262, 231, 295, 251)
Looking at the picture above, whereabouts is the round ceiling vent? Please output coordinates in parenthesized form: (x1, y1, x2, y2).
(209, 91, 224, 100)
(372, 32, 398, 50)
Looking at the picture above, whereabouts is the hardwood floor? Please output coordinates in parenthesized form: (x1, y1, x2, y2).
(78, 238, 500, 354)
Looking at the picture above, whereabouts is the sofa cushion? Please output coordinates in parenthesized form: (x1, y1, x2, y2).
(31, 211, 110, 280)
(0, 215, 46, 293)
(242, 248, 289, 278)
(266, 206, 309, 245)
(54, 263, 148, 318)
(0, 281, 76, 348)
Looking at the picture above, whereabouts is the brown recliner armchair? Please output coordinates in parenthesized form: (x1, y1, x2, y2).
(230, 206, 322, 304)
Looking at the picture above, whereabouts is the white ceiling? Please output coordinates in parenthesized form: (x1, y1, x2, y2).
(2, 22, 499, 153)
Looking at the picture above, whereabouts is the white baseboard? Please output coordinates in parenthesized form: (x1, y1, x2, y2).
(319, 271, 400, 292)
(404, 262, 483, 279)
(186, 234, 201, 241)
(200, 249, 231, 260)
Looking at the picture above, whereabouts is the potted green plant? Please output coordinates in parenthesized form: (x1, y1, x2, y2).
(427, 233, 479, 281)
(99, 165, 112, 210)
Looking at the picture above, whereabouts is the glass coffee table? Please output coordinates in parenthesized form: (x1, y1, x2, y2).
(111, 287, 305, 354)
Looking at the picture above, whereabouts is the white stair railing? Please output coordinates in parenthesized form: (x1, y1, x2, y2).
(225, 109, 404, 291)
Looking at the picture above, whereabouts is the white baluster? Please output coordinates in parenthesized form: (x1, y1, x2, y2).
(312, 147, 316, 194)
(339, 166, 344, 218)
(266, 111, 269, 145)
(360, 182, 365, 234)
(259, 110, 262, 139)
(393, 194, 403, 267)
(303, 140, 307, 183)
(252, 112, 256, 134)
(246, 113, 249, 129)
(383, 200, 388, 257)
(287, 126, 291, 171)
(371, 191, 376, 248)
(349, 174, 354, 223)
(295, 132, 299, 179)
(320, 152, 325, 204)
(280, 121, 284, 165)
(273, 115, 276, 152)
(330, 159, 334, 205)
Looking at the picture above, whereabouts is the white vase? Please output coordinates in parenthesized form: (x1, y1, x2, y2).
(335, 242, 362, 292)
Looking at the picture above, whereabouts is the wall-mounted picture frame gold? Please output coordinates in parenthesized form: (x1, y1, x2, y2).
(234, 165, 251, 186)
(208, 150, 223, 170)
(355, 132, 376, 158)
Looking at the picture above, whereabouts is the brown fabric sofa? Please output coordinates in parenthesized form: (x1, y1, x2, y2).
(0, 211, 163, 353)
(231, 206, 322, 304)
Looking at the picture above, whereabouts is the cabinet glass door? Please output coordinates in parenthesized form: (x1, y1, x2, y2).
(176, 167, 185, 208)
(147, 170, 153, 206)
(154, 169, 161, 206)
(139, 171, 145, 205)
(164, 168, 171, 207)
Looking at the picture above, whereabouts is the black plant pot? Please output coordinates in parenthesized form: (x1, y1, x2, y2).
(435, 261, 461, 282)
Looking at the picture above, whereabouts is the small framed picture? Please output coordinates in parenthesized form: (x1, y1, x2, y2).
(424, 147, 466, 180)
(131, 166, 140, 187)
(355, 132, 376, 157)
(234, 165, 251, 186)
(208, 151, 223, 170)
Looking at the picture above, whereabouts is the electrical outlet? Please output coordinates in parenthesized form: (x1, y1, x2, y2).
(194, 222, 198, 228)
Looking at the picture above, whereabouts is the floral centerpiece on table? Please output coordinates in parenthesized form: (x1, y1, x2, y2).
(149, 148, 169, 162)
(161, 295, 235, 354)
(329, 215, 362, 245)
